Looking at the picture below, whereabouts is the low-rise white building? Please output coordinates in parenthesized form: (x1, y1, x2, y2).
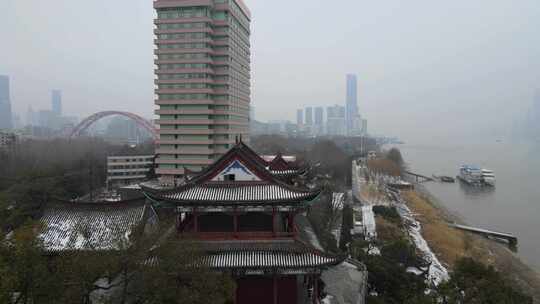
(107, 155, 154, 188)
(0, 131, 17, 149)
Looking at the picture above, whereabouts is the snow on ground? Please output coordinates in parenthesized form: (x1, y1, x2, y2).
(395, 201, 449, 286)
(361, 205, 377, 240)
(331, 192, 345, 244)
(321, 260, 368, 304)
(352, 160, 449, 286)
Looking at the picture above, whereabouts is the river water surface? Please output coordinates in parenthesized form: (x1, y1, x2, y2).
(399, 139, 540, 272)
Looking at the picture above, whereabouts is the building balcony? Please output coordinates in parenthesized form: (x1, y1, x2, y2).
(212, 20, 228, 27)
(210, 60, 229, 66)
(158, 129, 215, 135)
(156, 168, 185, 175)
(213, 139, 235, 145)
(107, 175, 148, 180)
(155, 38, 211, 44)
(155, 158, 213, 165)
(156, 148, 214, 155)
(211, 88, 229, 94)
(153, 16, 212, 24)
(155, 99, 215, 105)
(212, 79, 229, 85)
(213, 3, 230, 11)
(210, 40, 229, 47)
(154, 48, 213, 55)
(211, 49, 229, 56)
(107, 168, 151, 174)
(155, 119, 214, 125)
(213, 28, 228, 35)
(157, 139, 213, 145)
(155, 109, 213, 115)
(155, 88, 213, 94)
(155, 58, 212, 65)
(154, 28, 213, 35)
(155, 79, 213, 84)
(155, 68, 214, 74)
(107, 161, 153, 167)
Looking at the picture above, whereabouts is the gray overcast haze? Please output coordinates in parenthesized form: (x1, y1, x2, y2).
(1, 0, 539, 142)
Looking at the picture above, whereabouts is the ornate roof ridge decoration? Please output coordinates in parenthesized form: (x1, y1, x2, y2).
(50, 197, 146, 209)
(187, 140, 276, 184)
(142, 140, 321, 204)
(268, 152, 291, 171)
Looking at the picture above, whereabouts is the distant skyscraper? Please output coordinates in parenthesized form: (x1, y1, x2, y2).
(314, 107, 324, 135)
(314, 107, 324, 125)
(52, 90, 62, 116)
(0, 75, 13, 130)
(305, 107, 313, 125)
(533, 90, 540, 120)
(327, 104, 346, 136)
(346, 74, 358, 135)
(37, 110, 56, 129)
(296, 109, 303, 125)
(26, 106, 36, 126)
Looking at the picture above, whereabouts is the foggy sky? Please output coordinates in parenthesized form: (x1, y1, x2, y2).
(1, 0, 539, 142)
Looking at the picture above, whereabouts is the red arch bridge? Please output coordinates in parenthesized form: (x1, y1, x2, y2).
(69, 111, 158, 141)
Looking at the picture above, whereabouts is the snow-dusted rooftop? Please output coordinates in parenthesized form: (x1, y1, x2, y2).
(39, 200, 152, 252)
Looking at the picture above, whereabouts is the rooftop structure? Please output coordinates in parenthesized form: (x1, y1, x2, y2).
(36, 140, 358, 303)
(143, 140, 344, 303)
(153, 0, 252, 181)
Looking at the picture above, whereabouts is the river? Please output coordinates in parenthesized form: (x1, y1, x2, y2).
(398, 139, 540, 272)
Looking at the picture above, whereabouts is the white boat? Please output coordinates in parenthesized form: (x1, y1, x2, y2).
(458, 165, 495, 187)
(481, 169, 496, 187)
(459, 165, 483, 185)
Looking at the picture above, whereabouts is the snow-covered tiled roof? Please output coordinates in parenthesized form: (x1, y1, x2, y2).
(269, 169, 300, 176)
(196, 240, 344, 270)
(39, 200, 151, 252)
(156, 183, 319, 204)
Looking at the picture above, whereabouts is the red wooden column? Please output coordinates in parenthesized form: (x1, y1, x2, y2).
(272, 208, 276, 237)
(273, 275, 278, 304)
(234, 280, 238, 304)
(288, 211, 295, 234)
(233, 208, 238, 238)
(193, 209, 198, 233)
(312, 275, 319, 304)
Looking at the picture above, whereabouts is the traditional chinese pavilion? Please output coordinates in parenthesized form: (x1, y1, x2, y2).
(143, 140, 344, 304)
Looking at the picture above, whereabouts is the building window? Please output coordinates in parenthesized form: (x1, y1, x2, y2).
(224, 174, 235, 181)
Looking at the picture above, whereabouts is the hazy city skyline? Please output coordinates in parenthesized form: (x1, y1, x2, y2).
(1, 0, 540, 141)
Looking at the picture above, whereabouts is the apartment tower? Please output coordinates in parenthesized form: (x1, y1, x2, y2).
(0, 75, 13, 130)
(346, 74, 358, 135)
(296, 108, 303, 125)
(52, 90, 62, 116)
(153, 0, 251, 181)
